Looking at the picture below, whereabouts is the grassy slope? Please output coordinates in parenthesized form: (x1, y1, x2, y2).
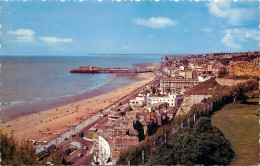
(186, 78, 233, 96)
(211, 98, 259, 165)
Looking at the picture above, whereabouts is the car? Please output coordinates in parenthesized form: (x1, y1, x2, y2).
(64, 137, 68, 140)
(78, 153, 83, 157)
(46, 161, 54, 165)
(84, 146, 88, 150)
(79, 132, 84, 137)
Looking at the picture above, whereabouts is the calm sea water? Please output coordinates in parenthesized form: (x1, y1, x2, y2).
(0, 55, 162, 122)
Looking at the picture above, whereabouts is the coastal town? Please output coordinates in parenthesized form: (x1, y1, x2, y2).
(2, 0, 259, 164)
(1, 51, 259, 165)
(91, 51, 259, 165)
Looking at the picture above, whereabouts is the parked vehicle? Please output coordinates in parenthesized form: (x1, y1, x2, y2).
(46, 161, 54, 165)
(78, 153, 83, 157)
(37, 144, 56, 161)
(37, 150, 47, 161)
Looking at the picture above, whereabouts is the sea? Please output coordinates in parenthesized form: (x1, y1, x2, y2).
(0, 55, 162, 122)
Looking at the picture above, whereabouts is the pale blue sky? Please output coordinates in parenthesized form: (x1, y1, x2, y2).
(1, 0, 259, 56)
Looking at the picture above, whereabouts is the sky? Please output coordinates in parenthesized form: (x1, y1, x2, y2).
(1, 0, 259, 56)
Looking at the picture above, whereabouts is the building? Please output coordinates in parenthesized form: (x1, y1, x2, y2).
(184, 70, 193, 79)
(95, 126, 139, 165)
(159, 78, 200, 94)
(146, 93, 184, 107)
(207, 65, 212, 71)
(179, 66, 185, 70)
(130, 96, 146, 107)
(98, 132, 112, 165)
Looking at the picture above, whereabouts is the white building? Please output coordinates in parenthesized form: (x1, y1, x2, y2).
(198, 76, 212, 82)
(179, 66, 185, 71)
(98, 134, 112, 165)
(130, 96, 146, 107)
(146, 93, 184, 107)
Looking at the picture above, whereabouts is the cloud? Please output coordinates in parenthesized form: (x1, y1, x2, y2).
(221, 29, 260, 49)
(7, 29, 35, 42)
(39, 36, 72, 44)
(206, 1, 256, 25)
(202, 28, 213, 33)
(133, 17, 178, 28)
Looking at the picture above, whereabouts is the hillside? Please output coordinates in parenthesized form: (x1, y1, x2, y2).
(211, 98, 259, 165)
(186, 78, 233, 96)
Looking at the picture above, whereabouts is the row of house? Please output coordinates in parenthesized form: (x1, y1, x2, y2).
(92, 89, 183, 165)
(130, 93, 184, 108)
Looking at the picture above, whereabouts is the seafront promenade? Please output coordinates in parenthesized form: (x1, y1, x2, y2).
(36, 113, 101, 153)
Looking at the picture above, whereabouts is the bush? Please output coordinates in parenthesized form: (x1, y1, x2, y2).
(148, 117, 234, 165)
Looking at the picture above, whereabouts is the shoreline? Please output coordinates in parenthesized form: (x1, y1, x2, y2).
(0, 72, 155, 144)
(1, 73, 140, 123)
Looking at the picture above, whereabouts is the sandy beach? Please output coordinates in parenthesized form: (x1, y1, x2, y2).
(0, 72, 155, 144)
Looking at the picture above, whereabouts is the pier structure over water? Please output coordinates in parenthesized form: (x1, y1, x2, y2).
(70, 66, 153, 74)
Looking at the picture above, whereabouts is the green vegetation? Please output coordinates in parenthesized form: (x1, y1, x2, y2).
(117, 118, 234, 165)
(0, 131, 38, 165)
(117, 126, 172, 165)
(211, 98, 259, 165)
(133, 120, 145, 141)
(175, 79, 258, 126)
(217, 67, 228, 78)
(50, 148, 62, 165)
(147, 117, 234, 165)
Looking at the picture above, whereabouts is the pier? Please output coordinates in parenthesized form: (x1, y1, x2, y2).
(70, 66, 153, 74)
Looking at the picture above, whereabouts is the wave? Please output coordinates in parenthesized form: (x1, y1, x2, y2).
(76, 82, 105, 94)
(32, 97, 42, 102)
(9, 100, 25, 105)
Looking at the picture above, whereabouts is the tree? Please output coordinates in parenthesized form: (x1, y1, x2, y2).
(231, 81, 257, 104)
(0, 132, 19, 164)
(133, 120, 145, 142)
(147, 117, 234, 165)
(218, 67, 228, 78)
(147, 142, 175, 165)
(0, 131, 38, 165)
(50, 148, 62, 165)
(20, 141, 38, 164)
